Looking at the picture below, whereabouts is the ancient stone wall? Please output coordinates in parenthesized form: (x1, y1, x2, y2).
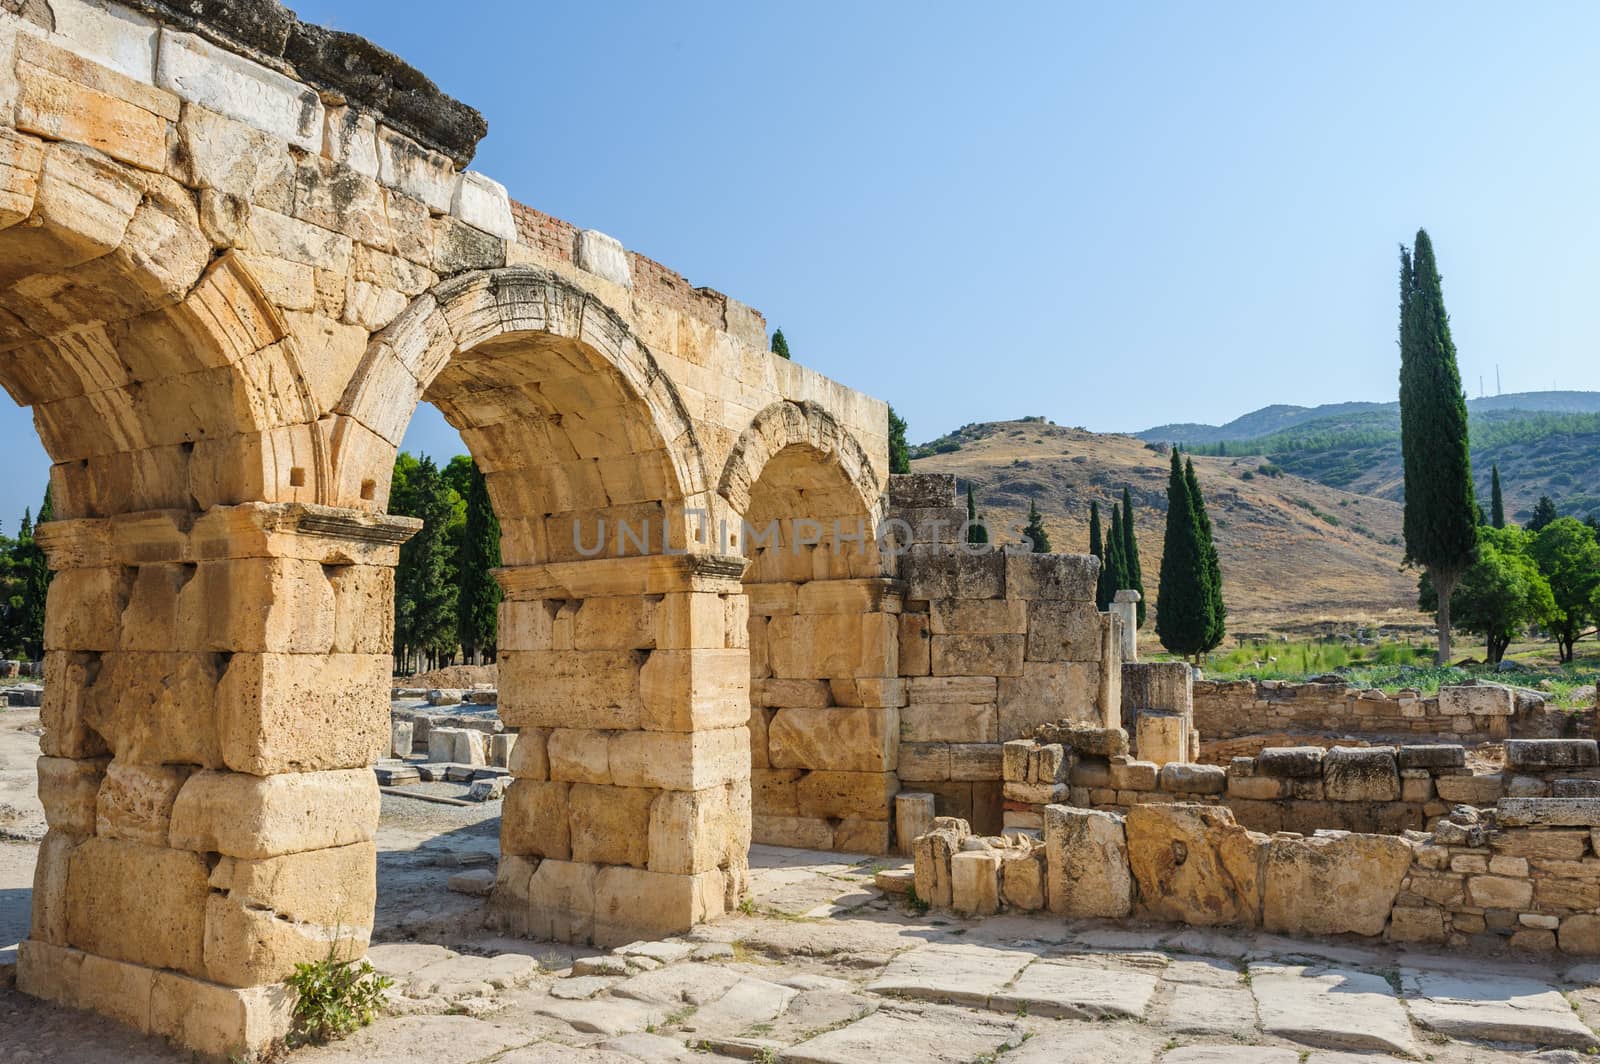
(913, 795, 1600, 957)
(1194, 678, 1588, 753)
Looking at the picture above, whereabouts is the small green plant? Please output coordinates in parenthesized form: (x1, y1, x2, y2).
(738, 895, 757, 916)
(285, 951, 392, 1045)
(904, 886, 931, 915)
(754, 1048, 781, 1064)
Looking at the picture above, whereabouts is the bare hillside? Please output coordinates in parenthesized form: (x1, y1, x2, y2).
(911, 420, 1423, 631)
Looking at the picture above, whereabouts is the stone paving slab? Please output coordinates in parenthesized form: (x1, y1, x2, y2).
(1401, 968, 1600, 1048)
(530, 994, 668, 1036)
(781, 1003, 1026, 1064)
(867, 943, 1032, 1007)
(1248, 963, 1419, 1055)
(1162, 1048, 1298, 1064)
(608, 963, 743, 1006)
(988, 959, 1160, 1019)
(289, 1014, 528, 1063)
(1001, 1025, 1164, 1063)
(679, 975, 798, 1036)
(1150, 983, 1260, 1035)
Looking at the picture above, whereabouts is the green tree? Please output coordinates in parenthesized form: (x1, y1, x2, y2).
(1104, 503, 1129, 608)
(392, 454, 460, 672)
(1184, 458, 1226, 651)
(456, 461, 503, 665)
(1089, 502, 1109, 608)
(1122, 485, 1146, 628)
(887, 406, 911, 475)
(1421, 526, 1553, 663)
(770, 328, 791, 360)
(1398, 229, 1477, 665)
(14, 487, 52, 660)
(965, 483, 988, 545)
(1490, 465, 1506, 529)
(1022, 499, 1051, 553)
(1527, 495, 1559, 533)
(1156, 449, 1215, 660)
(1530, 517, 1600, 663)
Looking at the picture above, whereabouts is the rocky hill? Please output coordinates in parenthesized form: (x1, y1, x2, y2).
(911, 419, 1420, 631)
(1134, 392, 1600, 523)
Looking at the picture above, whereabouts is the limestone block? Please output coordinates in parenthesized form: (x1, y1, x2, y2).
(95, 761, 189, 845)
(913, 821, 967, 908)
(245, 204, 351, 275)
(1024, 601, 1103, 662)
(1044, 805, 1132, 918)
(8, 143, 142, 280)
(1435, 773, 1503, 805)
(1322, 746, 1400, 802)
(1256, 746, 1325, 778)
(507, 728, 549, 780)
(427, 726, 462, 763)
(574, 228, 634, 287)
(157, 30, 323, 151)
(1229, 775, 1286, 801)
(1109, 757, 1158, 790)
(608, 727, 748, 791)
(500, 857, 597, 942)
(1003, 550, 1098, 601)
(1560, 914, 1600, 955)
(1389, 906, 1447, 944)
(767, 613, 897, 679)
(950, 743, 1003, 781)
(1001, 848, 1046, 910)
(449, 170, 515, 239)
(490, 732, 517, 767)
(951, 850, 1002, 916)
(1506, 739, 1600, 770)
(39, 650, 108, 759)
(829, 677, 908, 709)
(36, 755, 106, 835)
(568, 783, 654, 868)
(835, 817, 892, 855)
(216, 652, 389, 774)
(593, 865, 725, 947)
(30, 830, 81, 945)
(998, 661, 1099, 739)
(796, 770, 899, 820)
(85, 651, 222, 767)
(769, 706, 897, 772)
(1491, 828, 1587, 860)
(752, 768, 802, 815)
(896, 791, 936, 856)
(16, 938, 85, 1009)
(931, 634, 1024, 678)
(1159, 762, 1226, 795)
(1438, 684, 1514, 717)
(1261, 832, 1412, 936)
(753, 814, 835, 850)
(638, 648, 749, 731)
(752, 678, 832, 708)
(453, 728, 487, 766)
(79, 952, 155, 1032)
(903, 545, 1005, 601)
(168, 768, 378, 859)
(1397, 744, 1465, 770)
(391, 719, 414, 758)
(929, 598, 1028, 635)
(321, 104, 379, 177)
(501, 780, 571, 859)
(45, 565, 130, 652)
(647, 784, 742, 875)
(499, 649, 643, 730)
(902, 701, 998, 743)
(1125, 803, 1265, 927)
(176, 556, 345, 654)
(204, 842, 376, 987)
(908, 675, 999, 703)
(1136, 712, 1187, 766)
(15, 55, 169, 171)
(35, 0, 160, 83)
(0, 126, 44, 231)
(1122, 661, 1193, 714)
(899, 742, 950, 780)
(150, 969, 295, 1058)
(1467, 874, 1533, 909)
(898, 612, 932, 676)
(66, 837, 208, 976)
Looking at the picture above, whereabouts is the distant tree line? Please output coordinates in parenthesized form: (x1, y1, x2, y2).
(0, 487, 54, 661)
(390, 453, 503, 674)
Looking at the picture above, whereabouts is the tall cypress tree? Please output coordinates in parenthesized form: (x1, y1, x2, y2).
(887, 406, 911, 475)
(1489, 466, 1506, 529)
(1121, 485, 1146, 628)
(1089, 502, 1109, 608)
(965, 483, 988, 544)
(1156, 450, 1214, 660)
(1023, 499, 1051, 553)
(457, 462, 503, 665)
(1399, 230, 1477, 665)
(395, 456, 459, 671)
(1106, 503, 1129, 602)
(770, 328, 791, 360)
(1184, 458, 1226, 651)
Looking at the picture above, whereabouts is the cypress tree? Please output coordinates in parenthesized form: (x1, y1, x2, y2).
(1184, 458, 1226, 651)
(1089, 502, 1107, 607)
(965, 483, 988, 544)
(771, 328, 791, 360)
(1121, 485, 1146, 627)
(1156, 450, 1214, 660)
(1023, 499, 1051, 553)
(457, 461, 503, 665)
(1528, 495, 1558, 533)
(1490, 466, 1506, 529)
(395, 456, 459, 672)
(1106, 503, 1129, 601)
(887, 405, 911, 475)
(1399, 230, 1477, 665)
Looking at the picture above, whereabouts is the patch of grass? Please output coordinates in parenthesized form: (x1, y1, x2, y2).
(905, 886, 931, 915)
(284, 952, 392, 1046)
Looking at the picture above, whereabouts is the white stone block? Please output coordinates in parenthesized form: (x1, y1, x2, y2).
(576, 229, 632, 288)
(451, 171, 515, 240)
(45, 0, 158, 83)
(323, 106, 379, 179)
(377, 125, 454, 213)
(155, 29, 323, 152)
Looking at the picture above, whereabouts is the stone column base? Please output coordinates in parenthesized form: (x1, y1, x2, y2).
(489, 856, 740, 947)
(17, 939, 294, 1056)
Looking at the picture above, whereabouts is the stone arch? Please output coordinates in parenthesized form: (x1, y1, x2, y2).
(717, 399, 881, 536)
(329, 267, 713, 563)
(0, 137, 324, 518)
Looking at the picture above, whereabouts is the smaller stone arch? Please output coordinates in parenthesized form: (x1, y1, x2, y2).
(716, 399, 882, 526)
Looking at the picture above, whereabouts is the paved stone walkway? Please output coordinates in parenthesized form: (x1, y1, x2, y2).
(8, 843, 1600, 1061)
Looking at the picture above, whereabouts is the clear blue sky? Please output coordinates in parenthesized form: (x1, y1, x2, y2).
(4, 1, 1600, 529)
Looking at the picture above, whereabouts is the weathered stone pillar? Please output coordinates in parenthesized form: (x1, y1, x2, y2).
(491, 554, 753, 946)
(1111, 589, 1140, 663)
(19, 503, 414, 1056)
